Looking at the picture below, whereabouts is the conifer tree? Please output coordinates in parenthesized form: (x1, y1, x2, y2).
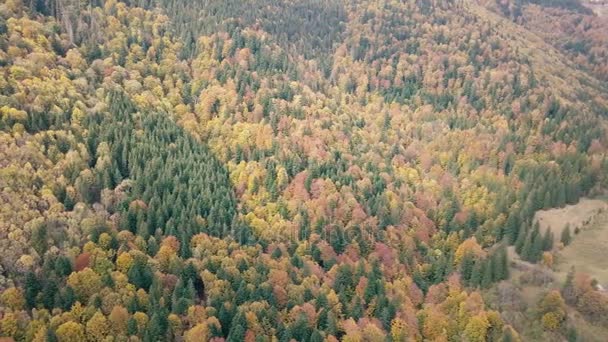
(481, 259, 493, 288)
(460, 252, 475, 285)
(542, 229, 554, 251)
(470, 259, 484, 288)
(561, 225, 572, 246)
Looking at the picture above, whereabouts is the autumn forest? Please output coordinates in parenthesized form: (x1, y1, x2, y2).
(0, 0, 607, 341)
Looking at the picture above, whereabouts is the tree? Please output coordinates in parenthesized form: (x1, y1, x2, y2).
(500, 325, 520, 342)
(481, 258, 493, 288)
(86, 311, 110, 341)
(561, 267, 577, 305)
(1, 287, 25, 311)
(541, 230, 553, 251)
(470, 259, 484, 288)
(460, 252, 475, 285)
(539, 291, 566, 330)
(56, 321, 85, 342)
(67, 268, 102, 302)
(0, 312, 19, 339)
(184, 323, 208, 342)
(464, 314, 490, 342)
(24, 271, 40, 309)
(128, 258, 154, 290)
(109, 306, 129, 336)
(560, 225, 572, 246)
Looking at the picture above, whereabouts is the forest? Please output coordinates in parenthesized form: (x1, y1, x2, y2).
(0, 0, 607, 341)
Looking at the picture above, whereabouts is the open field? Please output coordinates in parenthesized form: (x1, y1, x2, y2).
(554, 210, 608, 287)
(532, 198, 608, 286)
(534, 198, 607, 243)
(506, 198, 608, 341)
(582, 1, 608, 16)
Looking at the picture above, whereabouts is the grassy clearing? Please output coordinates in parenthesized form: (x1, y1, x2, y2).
(534, 198, 607, 244)
(531, 198, 608, 286)
(504, 198, 608, 341)
(554, 210, 608, 286)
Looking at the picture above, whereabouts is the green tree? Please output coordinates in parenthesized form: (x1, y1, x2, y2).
(561, 225, 572, 246)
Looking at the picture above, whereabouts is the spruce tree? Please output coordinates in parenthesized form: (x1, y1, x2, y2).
(127, 317, 139, 336)
(470, 258, 484, 288)
(227, 312, 247, 341)
(520, 233, 533, 261)
(481, 258, 493, 288)
(491, 250, 503, 282)
(500, 247, 510, 280)
(310, 330, 324, 342)
(460, 252, 475, 285)
(542, 229, 554, 251)
(561, 225, 572, 246)
(530, 232, 544, 262)
(514, 224, 527, 254)
(24, 271, 40, 309)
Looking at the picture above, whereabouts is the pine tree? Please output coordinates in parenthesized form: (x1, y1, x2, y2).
(531, 232, 544, 263)
(61, 287, 76, 311)
(500, 247, 510, 280)
(460, 252, 475, 285)
(481, 259, 493, 288)
(501, 326, 516, 342)
(127, 317, 138, 336)
(567, 326, 578, 342)
(491, 249, 504, 282)
(351, 297, 364, 320)
(561, 267, 577, 305)
(227, 312, 247, 342)
(310, 330, 324, 342)
(520, 232, 533, 261)
(470, 259, 484, 288)
(24, 271, 40, 309)
(514, 224, 527, 254)
(561, 225, 572, 246)
(542, 229, 554, 251)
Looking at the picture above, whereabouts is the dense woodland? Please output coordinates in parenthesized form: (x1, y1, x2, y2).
(0, 0, 607, 341)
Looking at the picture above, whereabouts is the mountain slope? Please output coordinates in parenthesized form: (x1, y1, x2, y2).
(0, 0, 607, 341)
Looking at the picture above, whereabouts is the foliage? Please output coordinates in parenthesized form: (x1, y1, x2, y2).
(0, 0, 606, 340)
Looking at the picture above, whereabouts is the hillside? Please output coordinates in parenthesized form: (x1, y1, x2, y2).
(0, 0, 607, 341)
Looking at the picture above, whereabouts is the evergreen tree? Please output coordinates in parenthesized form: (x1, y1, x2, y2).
(127, 317, 139, 336)
(505, 214, 520, 244)
(351, 297, 364, 320)
(227, 312, 247, 341)
(481, 258, 493, 288)
(470, 258, 484, 288)
(514, 224, 527, 254)
(128, 258, 154, 290)
(542, 229, 554, 251)
(561, 225, 572, 246)
(310, 330, 324, 342)
(567, 326, 578, 342)
(24, 271, 40, 309)
(520, 232, 533, 261)
(460, 252, 475, 285)
(530, 232, 544, 262)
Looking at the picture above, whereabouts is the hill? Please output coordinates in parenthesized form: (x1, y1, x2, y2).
(0, 0, 607, 340)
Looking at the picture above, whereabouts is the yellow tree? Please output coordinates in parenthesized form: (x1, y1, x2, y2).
(85, 311, 110, 341)
(56, 321, 86, 342)
(0, 287, 25, 311)
(67, 268, 102, 302)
